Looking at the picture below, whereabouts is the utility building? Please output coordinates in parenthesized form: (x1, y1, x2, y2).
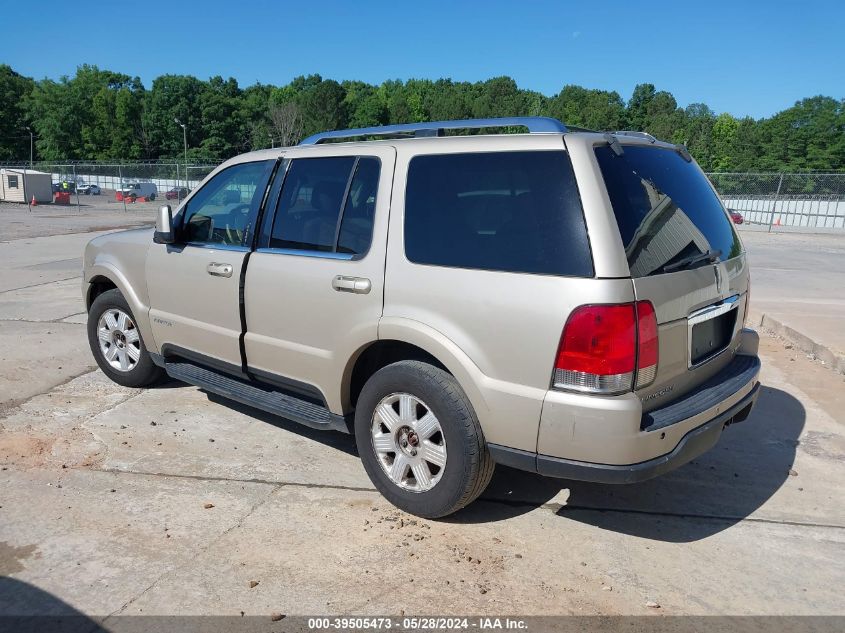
(0, 168, 53, 203)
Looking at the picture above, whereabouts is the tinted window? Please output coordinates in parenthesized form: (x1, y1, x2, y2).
(181, 160, 272, 246)
(595, 145, 742, 277)
(270, 157, 355, 252)
(404, 151, 592, 276)
(338, 158, 380, 255)
(8, 175, 18, 188)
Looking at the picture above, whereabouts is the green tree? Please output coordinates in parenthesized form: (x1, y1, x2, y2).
(343, 80, 387, 128)
(710, 112, 739, 171)
(28, 76, 82, 160)
(549, 85, 626, 130)
(199, 76, 243, 158)
(240, 83, 274, 150)
(7, 63, 844, 172)
(142, 74, 207, 159)
(681, 103, 716, 170)
(757, 96, 845, 171)
(627, 83, 657, 131)
(84, 68, 145, 159)
(296, 78, 349, 137)
(644, 90, 684, 142)
(731, 117, 761, 172)
(471, 77, 524, 118)
(426, 80, 474, 121)
(0, 65, 35, 161)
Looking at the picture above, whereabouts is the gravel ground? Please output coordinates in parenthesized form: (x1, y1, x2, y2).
(0, 191, 159, 241)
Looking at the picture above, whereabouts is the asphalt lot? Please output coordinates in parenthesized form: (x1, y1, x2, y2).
(0, 212, 843, 619)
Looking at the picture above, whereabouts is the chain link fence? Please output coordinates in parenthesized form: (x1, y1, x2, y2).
(2, 159, 844, 231)
(706, 172, 845, 230)
(1, 160, 218, 206)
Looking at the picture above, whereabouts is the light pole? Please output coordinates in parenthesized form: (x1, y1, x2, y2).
(26, 127, 33, 170)
(174, 117, 188, 193)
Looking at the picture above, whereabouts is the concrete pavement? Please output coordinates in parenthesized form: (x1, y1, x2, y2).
(739, 228, 845, 374)
(0, 223, 843, 618)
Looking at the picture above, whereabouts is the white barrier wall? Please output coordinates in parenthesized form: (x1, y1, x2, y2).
(51, 173, 205, 193)
(721, 197, 845, 228)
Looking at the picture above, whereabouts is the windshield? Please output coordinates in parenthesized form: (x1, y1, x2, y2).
(595, 144, 742, 277)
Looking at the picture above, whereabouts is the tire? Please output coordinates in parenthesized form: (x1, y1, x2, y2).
(354, 360, 495, 518)
(87, 288, 164, 388)
(149, 194, 155, 201)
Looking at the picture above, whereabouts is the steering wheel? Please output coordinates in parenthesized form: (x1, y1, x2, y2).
(224, 204, 251, 245)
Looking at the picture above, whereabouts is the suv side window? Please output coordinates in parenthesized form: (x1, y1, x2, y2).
(181, 160, 273, 247)
(404, 151, 593, 277)
(338, 158, 380, 255)
(269, 156, 380, 255)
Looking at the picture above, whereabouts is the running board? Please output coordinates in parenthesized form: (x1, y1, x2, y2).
(163, 360, 349, 433)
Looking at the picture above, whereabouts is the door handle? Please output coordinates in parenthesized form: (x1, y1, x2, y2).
(206, 262, 233, 278)
(332, 275, 371, 294)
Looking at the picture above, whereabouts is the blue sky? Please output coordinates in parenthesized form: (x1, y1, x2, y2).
(2, 0, 842, 119)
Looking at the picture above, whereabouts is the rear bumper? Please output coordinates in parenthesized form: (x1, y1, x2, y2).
(489, 352, 761, 484)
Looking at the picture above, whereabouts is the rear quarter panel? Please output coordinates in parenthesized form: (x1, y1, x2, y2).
(383, 135, 635, 452)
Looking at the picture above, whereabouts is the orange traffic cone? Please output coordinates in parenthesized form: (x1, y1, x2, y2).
(30, 195, 37, 206)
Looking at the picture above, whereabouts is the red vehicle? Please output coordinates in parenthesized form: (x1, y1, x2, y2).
(165, 187, 189, 200)
(729, 210, 744, 224)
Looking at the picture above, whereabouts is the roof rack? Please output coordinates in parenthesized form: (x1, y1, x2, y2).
(613, 130, 657, 143)
(299, 116, 568, 145)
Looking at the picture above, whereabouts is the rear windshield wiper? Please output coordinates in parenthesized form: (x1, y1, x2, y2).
(662, 249, 722, 274)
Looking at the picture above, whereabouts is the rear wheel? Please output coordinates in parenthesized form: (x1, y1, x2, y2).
(87, 289, 164, 388)
(355, 361, 494, 518)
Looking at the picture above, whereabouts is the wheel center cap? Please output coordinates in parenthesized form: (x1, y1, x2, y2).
(397, 426, 419, 457)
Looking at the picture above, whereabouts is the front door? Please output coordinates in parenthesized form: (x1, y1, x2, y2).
(146, 159, 275, 370)
(243, 145, 395, 412)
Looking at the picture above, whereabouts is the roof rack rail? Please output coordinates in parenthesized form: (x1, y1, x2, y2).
(613, 130, 657, 143)
(299, 116, 568, 145)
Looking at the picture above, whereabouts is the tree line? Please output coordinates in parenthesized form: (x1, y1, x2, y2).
(1, 64, 843, 172)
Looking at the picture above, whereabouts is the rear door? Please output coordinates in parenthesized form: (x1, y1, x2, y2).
(594, 142, 748, 409)
(243, 144, 395, 413)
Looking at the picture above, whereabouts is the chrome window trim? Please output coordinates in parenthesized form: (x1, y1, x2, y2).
(254, 247, 354, 261)
(184, 242, 250, 253)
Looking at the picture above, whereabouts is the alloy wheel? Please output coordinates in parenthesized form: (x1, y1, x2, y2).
(97, 308, 141, 372)
(370, 392, 447, 492)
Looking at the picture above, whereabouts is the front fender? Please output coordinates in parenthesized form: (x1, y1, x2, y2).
(84, 263, 156, 352)
(83, 232, 157, 353)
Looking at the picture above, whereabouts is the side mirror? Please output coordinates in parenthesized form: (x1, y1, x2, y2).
(153, 205, 175, 244)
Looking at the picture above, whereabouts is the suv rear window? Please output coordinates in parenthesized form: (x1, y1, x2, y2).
(595, 144, 742, 277)
(404, 151, 592, 277)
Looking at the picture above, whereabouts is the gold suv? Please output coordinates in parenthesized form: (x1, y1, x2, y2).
(83, 118, 760, 517)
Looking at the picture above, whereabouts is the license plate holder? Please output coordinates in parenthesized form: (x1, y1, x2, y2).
(688, 296, 740, 366)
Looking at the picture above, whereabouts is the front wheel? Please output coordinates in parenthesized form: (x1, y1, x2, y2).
(354, 361, 494, 518)
(87, 288, 164, 388)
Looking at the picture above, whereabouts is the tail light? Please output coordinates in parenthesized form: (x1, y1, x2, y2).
(553, 301, 658, 394)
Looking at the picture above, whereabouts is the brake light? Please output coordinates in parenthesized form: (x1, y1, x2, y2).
(553, 301, 658, 394)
